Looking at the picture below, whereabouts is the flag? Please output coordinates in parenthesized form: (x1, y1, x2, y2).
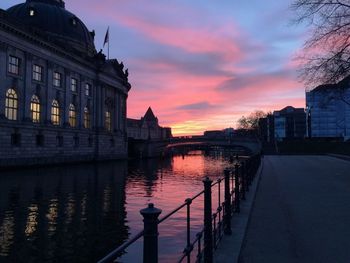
(103, 27, 109, 47)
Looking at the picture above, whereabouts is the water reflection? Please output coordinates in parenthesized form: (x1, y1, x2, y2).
(0, 149, 238, 262)
(0, 211, 15, 257)
(0, 161, 129, 262)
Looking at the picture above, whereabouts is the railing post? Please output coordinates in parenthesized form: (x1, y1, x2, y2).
(240, 161, 246, 200)
(224, 169, 232, 235)
(247, 158, 252, 185)
(234, 164, 240, 213)
(203, 177, 213, 263)
(140, 203, 162, 263)
(243, 161, 249, 192)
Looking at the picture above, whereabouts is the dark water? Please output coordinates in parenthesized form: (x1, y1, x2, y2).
(0, 151, 236, 263)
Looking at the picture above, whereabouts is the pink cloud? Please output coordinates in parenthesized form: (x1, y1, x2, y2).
(127, 66, 305, 135)
(116, 16, 244, 62)
(65, 0, 306, 136)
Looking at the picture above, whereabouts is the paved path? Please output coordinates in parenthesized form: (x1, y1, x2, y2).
(239, 155, 350, 263)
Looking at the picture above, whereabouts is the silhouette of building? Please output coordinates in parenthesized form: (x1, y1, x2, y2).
(127, 107, 172, 140)
(259, 106, 306, 142)
(0, 0, 131, 166)
(306, 76, 350, 140)
(273, 106, 306, 140)
(204, 130, 225, 139)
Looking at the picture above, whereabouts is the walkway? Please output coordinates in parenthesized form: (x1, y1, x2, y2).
(239, 155, 350, 263)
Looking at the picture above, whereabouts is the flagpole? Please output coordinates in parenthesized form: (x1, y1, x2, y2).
(103, 26, 110, 59)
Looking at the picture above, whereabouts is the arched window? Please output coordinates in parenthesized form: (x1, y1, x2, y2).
(5, 89, 18, 120)
(105, 111, 111, 132)
(69, 104, 77, 127)
(83, 107, 91, 129)
(51, 100, 60, 125)
(30, 95, 40, 123)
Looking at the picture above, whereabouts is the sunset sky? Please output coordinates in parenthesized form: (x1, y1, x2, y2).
(3, 0, 309, 135)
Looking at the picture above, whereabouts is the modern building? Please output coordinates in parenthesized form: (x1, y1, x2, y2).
(273, 106, 306, 140)
(0, 0, 131, 166)
(259, 106, 306, 142)
(306, 76, 350, 140)
(127, 107, 172, 140)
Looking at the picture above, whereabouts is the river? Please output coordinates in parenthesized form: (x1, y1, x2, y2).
(0, 150, 239, 262)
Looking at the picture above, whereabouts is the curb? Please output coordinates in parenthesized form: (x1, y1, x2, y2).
(213, 158, 264, 263)
(327, 153, 350, 162)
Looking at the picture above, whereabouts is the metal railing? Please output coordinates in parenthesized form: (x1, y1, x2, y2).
(98, 154, 262, 263)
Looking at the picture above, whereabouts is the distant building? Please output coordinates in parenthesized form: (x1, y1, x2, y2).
(0, 0, 131, 166)
(204, 130, 224, 139)
(127, 107, 172, 140)
(306, 76, 350, 140)
(258, 117, 268, 141)
(259, 106, 306, 142)
(203, 128, 236, 139)
(273, 106, 306, 140)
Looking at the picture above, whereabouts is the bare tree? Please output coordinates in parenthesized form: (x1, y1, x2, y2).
(237, 110, 267, 130)
(292, 0, 350, 87)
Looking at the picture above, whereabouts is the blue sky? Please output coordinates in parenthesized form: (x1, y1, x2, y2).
(1, 0, 308, 135)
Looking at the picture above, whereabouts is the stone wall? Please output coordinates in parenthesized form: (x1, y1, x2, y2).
(0, 11, 130, 168)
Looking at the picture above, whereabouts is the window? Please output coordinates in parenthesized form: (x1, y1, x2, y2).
(83, 107, 91, 129)
(30, 95, 40, 123)
(53, 72, 61, 87)
(88, 136, 93, 147)
(110, 138, 115, 148)
(71, 18, 77, 26)
(73, 135, 79, 147)
(71, 78, 77, 92)
(51, 100, 60, 125)
(85, 83, 91, 96)
(29, 8, 35, 16)
(69, 104, 77, 127)
(8, 56, 20, 75)
(5, 89, 18, 121)
(56, 135, 63, 147)
(32, 65, 43, 81)
(105, 111, 111, 132)
(36, 134, 44, 147)
(11, 133, 21, 147)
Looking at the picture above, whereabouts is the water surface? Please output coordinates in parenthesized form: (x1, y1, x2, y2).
(0, 150, 236, 262)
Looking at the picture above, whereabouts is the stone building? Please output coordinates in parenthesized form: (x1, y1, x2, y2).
(127, 107, 172, 140)
(0, 0, 131, 167)
(306, 76, 350, 140)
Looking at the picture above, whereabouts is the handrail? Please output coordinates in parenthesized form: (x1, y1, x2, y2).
(98, 154, 262, 263)
(158, 189, 205, 224)
(97, 230, 144, 263)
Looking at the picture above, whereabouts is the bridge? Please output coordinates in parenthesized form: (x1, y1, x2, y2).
(128, 135, 262, 158)
(166, 136, 262, 155)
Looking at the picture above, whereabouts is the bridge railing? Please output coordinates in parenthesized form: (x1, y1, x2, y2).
(98, 154, 262, 263)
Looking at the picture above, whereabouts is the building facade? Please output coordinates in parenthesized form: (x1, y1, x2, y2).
(259, 106, 306, 142)
(0, 0, 131, 166)
(273, 106, 306, 140)
(306, 76, 350, 140)
(127, 107, 172, 141)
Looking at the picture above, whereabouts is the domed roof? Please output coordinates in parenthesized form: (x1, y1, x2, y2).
(6, 0, 96, 56)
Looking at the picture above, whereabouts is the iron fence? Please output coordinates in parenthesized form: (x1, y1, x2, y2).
(98, 154, 261, 263)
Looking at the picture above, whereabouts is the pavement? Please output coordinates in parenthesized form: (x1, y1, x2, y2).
(239, 155, 350, 263)
(215, 155, 350, 263)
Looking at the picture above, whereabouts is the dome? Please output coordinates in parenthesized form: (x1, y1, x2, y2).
(6, 0, 96, 56)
